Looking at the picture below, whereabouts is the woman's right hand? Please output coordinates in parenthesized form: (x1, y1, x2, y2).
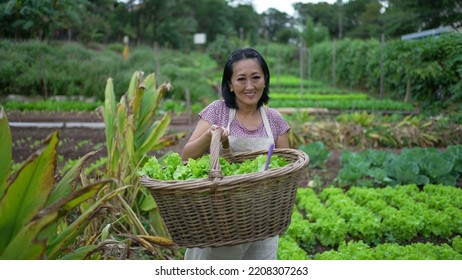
(209, 125, 229, 143)
(182, 120, 229, 160)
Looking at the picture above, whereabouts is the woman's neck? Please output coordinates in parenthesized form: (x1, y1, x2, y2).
(235, 106, 262, 130)
(236, 104, 259, 117)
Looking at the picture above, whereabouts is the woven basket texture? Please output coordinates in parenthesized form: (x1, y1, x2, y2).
(140, 129, 309, 248)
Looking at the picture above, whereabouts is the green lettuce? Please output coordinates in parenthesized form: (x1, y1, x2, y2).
(139, 152, 289, 180)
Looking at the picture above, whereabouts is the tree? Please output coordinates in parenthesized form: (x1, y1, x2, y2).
(380, 6, 420, 38)
(231, 3, 261, 45)
(76, 0, 121, 43)
(189, 0, 234, 44)
(1, 0, 88, 40)
(344, 0, 383, 39)
(386, 0, 462, 30)
(303, 17, 329, 47)
(294, 2, 338, 39)
(261, 8, 292, 42)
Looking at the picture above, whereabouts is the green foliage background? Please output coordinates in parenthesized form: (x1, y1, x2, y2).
(0, 40, 218, 105)
(310, 34, 462, 110)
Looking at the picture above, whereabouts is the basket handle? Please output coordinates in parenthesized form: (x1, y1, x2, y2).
(208, 128, 224, 180)
(221, 134, 234, 162)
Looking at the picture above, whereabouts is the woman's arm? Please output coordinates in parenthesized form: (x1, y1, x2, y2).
(181, 119, 228, 160)
(275, 132, 290, 149)
(181, 119, 212, 160)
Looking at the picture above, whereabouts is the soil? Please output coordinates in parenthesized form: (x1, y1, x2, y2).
(7, 110, 340, 187)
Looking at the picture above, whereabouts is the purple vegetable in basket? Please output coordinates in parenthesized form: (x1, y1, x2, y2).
(264, 144, 275, 171)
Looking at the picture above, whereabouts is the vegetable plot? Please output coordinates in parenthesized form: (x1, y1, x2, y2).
(278, 184, 462, 260)
(337, 145, 462, 188)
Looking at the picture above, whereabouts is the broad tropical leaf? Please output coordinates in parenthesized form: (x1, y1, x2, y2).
(0, 205, 58, 259)
(0, 131, 58, 254)
(135, 113, 171, 158)
(104, 77, 117, 172)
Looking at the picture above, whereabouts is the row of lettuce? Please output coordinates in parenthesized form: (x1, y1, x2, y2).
(278, 184, 462, 260)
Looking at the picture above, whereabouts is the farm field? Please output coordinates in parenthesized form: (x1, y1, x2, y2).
(2, 1, 462, 270)
(6, 107, 462, 261)
(3, 66, 462, 261)
(4, 69, 462, 261)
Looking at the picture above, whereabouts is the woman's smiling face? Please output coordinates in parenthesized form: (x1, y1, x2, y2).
(229, 58, 266, 109)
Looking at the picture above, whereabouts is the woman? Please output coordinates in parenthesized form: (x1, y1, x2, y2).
(181, 48, 291, 260)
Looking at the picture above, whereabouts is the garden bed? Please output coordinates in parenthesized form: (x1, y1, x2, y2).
(9, 111, 189, 164)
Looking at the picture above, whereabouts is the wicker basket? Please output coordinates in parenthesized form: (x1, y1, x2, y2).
(140, 129, 310, 248)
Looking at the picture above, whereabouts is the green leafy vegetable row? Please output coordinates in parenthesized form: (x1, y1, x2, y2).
(270, 99, 415, 111)
(278, 236, 462, 260)
(270, 93, 369, 100)
(315, 239, 462, 260)
(295, 185, 462, 247)
(271, 76, 325, 88)
(337, 145, 462, 187)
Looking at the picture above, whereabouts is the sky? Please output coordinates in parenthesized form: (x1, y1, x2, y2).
(251, 0, 338, 15)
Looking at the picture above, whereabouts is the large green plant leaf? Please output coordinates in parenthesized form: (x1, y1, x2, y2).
(0, 131, 58, 255)
(0, 204, 58, 259)
(0, 107, 12, 198)
(137, 78, 172, 136)
(299, 141, 330, 168)
(385, 158, 429, 186)
(127, 71, 141, 99)
(421, 153, 454, 179)
(135, 113, 171, 158)
(2, 179, 114, 259)
(137, 73, 158, 132)
(130, 72, 146, 129)
(104, 77, 117, 172)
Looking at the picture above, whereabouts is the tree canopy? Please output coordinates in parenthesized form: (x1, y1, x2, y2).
(0, 0, 460, 48)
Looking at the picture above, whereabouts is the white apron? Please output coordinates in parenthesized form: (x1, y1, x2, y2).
(184, 106, 278, 260)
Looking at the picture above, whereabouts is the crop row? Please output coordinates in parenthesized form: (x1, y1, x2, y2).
(337, 145, 462, 187)
(278, 235, 462, 260)
(277, 184, 462, 259)
(270, 99, 415, 111)
(271, 76, 325, 88)
(270, 86, 361, 95)
(270, 93, 369, 101)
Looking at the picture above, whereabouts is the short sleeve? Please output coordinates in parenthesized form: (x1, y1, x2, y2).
(198, 100, 229, 128)
(266, 107, 291, 139)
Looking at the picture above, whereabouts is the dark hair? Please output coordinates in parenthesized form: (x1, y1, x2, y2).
(221, 48, 270, 109)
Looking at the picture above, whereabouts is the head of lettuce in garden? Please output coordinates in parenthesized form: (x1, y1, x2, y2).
(181, 47, 291, 260)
